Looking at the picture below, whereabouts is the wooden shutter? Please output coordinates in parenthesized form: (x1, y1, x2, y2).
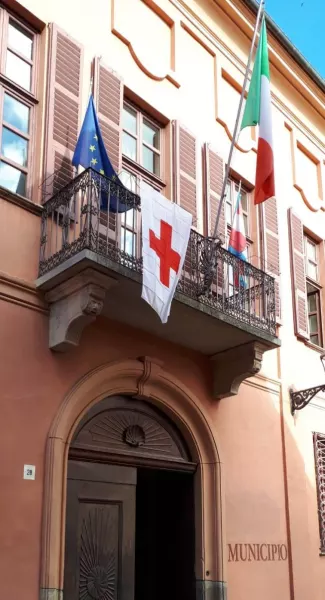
(260, 198, 281, 320)
(44, 24, 83, 197)
(93, 58, 123, 234)
(173, 121, 197, 224)
(203, 143, 225, 240)
(288, 208, 308, 339)
(92, 58, 123, 173)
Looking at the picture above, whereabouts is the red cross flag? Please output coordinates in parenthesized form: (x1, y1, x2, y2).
(140, 181, 192, 323)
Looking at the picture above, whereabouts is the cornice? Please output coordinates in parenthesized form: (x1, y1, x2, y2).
(242, 371, 281, 395)
(0, 271, 48, 313)
(0, 186, 43, 216)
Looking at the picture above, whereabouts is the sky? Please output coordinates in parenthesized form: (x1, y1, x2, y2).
(265, 0, 325, 79)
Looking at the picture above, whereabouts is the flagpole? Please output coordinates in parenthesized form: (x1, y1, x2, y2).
(212, 0, 265, 239)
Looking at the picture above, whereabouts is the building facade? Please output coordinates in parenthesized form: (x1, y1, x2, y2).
(1, 0, 325, 599)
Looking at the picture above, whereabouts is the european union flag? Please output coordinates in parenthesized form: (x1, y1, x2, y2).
(72, 95, 128, 213)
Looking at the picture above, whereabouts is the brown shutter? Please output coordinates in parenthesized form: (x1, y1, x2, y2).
(203, 143, 225, 240)
(43, 24, 83, 197)
(92, 58, 123, 234)
(288, 208, 309, 339)
(173, 121, 197, 225)
(92, 58, 123, 173)
(260, 198, 281, 320)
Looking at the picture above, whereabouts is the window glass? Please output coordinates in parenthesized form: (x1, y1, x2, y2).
(240, 190, 248, 212)
(308, 292, 317, 313)
(2, 127, 28, 166)
(309, 314, 318, 333)
(8, 21, 33, 59)
(123, 106, 137, 135)
(0, 161, 26, 195)
(143, 145, 159, 175)
(143, 119, 159, 149)
(307, 261, 317, 281)
(6, 50, 31, 90)
(307, 239, 317, 262)
(122, 132, 137, 161)
(3, 94, 29, 133)
(119, 170, 137, 193)
(122, 229, 135, 256)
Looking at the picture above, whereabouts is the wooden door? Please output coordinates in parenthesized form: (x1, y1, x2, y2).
(64, 460, 136, 600)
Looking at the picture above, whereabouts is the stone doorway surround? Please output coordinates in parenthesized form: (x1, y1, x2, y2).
(40, 356, 227, 600)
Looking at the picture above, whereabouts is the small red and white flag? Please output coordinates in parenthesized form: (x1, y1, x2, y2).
(140, 181, 192, 323)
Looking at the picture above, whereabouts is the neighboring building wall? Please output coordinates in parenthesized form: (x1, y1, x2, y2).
(0, 0, 325, 599)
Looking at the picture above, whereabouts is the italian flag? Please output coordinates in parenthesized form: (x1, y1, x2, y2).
(241, 16, 275, 205)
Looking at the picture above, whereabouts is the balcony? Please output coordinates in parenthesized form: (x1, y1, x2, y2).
(36, 168, 280, 398)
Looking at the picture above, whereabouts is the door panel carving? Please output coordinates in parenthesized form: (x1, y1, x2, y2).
(64, 461, 136, 600)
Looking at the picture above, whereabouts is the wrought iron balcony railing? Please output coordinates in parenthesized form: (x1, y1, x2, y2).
(39, 168, 276, 336)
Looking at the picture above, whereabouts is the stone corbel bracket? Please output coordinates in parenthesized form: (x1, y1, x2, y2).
(211, 341, 268, 399)
(45, 268, 117, 352)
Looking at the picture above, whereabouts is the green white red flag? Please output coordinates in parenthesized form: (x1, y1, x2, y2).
(241, 16, 275, 205)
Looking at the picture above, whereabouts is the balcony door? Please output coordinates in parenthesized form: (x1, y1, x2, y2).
(63, 396, 196, 600)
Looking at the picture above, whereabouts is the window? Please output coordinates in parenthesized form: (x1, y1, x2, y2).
(122, 103, 161, 177)
(0, 12, 37, 197)
(226, 177, 249, 236)
(313, 433, 325, 553)
(119, 170, 138, 257)
(225, 177, 251, 297)
(304, 235, 323, 347)
(121, 102, 164, 256)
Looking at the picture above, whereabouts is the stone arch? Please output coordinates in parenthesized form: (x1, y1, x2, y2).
(40, 356, 227, 600)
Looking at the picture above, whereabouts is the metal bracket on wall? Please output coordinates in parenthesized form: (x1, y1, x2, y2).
(290, 384, 325, 415)
(290, 353, 325, 415)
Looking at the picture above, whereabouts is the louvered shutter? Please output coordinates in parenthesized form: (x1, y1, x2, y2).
(288, 208, 308, 339)
(93, 58, 123, 173)
(260, 198, 281, 320)
(92, 58, 123, 235)
(173, 121, 197, 223)
(172, 122, 198, 288)
(44, 24, 83, 197)
(203, 143, 225, 240)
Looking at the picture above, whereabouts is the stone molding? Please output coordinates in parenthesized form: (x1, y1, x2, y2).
(45, 268, 117, 352)
(41, 358, 226, 594)
(211, 341, 268, 399)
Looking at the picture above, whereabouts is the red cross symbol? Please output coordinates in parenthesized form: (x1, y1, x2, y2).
(149, 220, 181, 288)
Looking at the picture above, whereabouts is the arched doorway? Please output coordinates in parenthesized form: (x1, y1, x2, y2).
(40, 358, 226, 600)
(64, 396, 196, 600)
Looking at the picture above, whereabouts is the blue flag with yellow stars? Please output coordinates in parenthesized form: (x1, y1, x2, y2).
(72, 95, 129, 213)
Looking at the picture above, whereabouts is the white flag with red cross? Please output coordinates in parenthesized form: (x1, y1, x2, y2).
(140, 181, 192, 323)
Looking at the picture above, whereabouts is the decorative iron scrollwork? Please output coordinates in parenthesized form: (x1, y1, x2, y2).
(290, 354, 325, 415)
(38, 167, 277, 337)
(290, 385, 325, 415)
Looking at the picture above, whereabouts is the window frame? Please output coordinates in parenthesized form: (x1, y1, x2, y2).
(122, 100, 164, 189)
(304, 234, 323, 348)
(226, 177, 251, 241)
(121, 100, 165, 258)
(0, 8, 39, 199)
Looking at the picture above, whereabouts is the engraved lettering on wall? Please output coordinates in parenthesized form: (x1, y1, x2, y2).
(228, 543, 288, 562)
